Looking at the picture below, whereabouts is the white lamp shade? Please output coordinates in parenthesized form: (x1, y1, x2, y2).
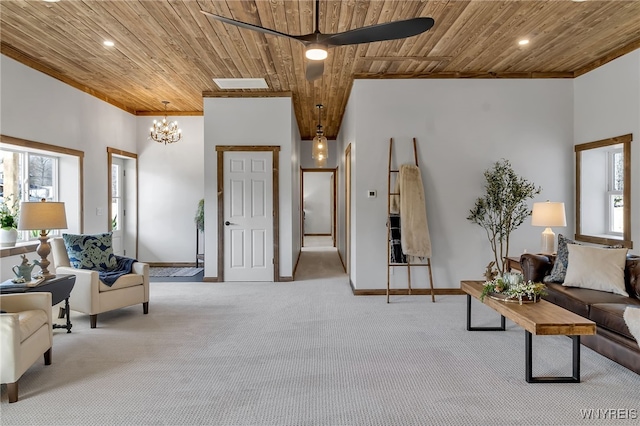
(18, 201, 68, 230)
(531, 201, 566, 227)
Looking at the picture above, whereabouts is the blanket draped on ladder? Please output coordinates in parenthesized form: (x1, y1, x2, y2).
(390, 164, 432, 259)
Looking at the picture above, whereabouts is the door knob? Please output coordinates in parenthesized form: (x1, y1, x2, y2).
(225, 221, 233, 226)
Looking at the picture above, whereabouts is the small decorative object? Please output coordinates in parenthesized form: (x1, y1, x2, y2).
(467, 159, 541, 276)
(0, 194, 20, 247)
(480, 272, 547, 305)
(12, 254, 40, 282)
(484, 261, 498, 281)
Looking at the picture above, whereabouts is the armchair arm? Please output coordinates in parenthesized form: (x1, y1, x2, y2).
(520, 253, 553, 283)
(131, 262, 149, 302)
(0, 292, 52, 313)
(55, 266, 101, 314)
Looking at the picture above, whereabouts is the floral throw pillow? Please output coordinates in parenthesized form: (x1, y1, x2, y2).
(62, 233, 117, 272)
(543, 234, 576, 283)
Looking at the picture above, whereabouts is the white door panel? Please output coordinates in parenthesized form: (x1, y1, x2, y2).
(224, 151, 273, 281)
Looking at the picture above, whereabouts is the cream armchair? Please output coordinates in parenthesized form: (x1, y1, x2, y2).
(1, 292, 53, 403)
(51, 238, 149, 328)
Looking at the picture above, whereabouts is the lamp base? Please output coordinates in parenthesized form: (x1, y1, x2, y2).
(540, 227, 556, 255)
(36, 232, 56, 280)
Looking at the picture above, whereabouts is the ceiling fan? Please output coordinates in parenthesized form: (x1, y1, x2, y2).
(201, 1, 435, 81)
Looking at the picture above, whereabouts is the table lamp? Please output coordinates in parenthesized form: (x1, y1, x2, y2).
(18, 199, 68, 280)
(531, 201, 566, 254)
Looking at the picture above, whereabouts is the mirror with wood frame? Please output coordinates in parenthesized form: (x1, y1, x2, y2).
(575, 133, 632, 248)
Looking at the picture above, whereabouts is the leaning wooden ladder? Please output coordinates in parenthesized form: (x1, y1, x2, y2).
(386, 137, 435, 303)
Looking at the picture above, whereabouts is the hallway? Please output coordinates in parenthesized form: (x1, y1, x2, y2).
(296, 236, 346, 281)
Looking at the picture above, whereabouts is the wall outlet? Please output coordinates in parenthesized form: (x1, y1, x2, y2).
(367, 190, 376, 198)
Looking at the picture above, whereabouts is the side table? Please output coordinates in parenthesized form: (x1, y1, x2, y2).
(0, 274, 76, 333)
(505, 256, 522, 272)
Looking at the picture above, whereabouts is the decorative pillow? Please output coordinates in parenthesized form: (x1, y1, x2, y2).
(623, 307, 640, 346)
(543, 234, 575, 283)
(62, 233, 117, 272)
(563, 245, 629, 296)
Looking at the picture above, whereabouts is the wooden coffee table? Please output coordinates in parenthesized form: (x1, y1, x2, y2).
(461, 280, 596, 383)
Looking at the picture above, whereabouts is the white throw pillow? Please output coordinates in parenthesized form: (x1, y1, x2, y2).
(563, 245, 628, 296)
(624, 307, 640, 346)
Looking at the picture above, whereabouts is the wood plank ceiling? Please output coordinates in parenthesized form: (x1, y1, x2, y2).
(1, 0, 640, 139)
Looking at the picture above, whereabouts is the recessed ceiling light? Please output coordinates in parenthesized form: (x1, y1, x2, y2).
(103, 40, 115, 47)
(518, 39, 530, 46)
(213, 78, 268, 89)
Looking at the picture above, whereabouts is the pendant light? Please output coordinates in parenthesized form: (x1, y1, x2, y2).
(312, 104, 328, 167)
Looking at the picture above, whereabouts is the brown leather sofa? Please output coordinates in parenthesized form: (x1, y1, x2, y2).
(520, 253, 640, 375)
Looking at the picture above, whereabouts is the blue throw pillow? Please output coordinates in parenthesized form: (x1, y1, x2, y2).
(62, 233, 117, 272)
(544, 234, 576, 283)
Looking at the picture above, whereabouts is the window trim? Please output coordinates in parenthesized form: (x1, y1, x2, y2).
(0, 134, 84, 258)
(575, 133, 632, 249)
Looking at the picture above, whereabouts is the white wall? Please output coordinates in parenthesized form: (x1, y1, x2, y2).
(574, 49, 640, 254)
(136, 116, 204, 263)
(303, 172, 332, 234)
(339, 79, 574, 290)
(0, 55, 137, 280)
(203, 97, 298, 280)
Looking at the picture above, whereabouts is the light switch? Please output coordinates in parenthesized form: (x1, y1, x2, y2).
(96, 207, 103, 216)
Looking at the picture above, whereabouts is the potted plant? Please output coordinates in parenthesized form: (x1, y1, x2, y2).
(194, 199, 204, 232)
(0, 195, 20, 247)
(467, 159, 541, 276)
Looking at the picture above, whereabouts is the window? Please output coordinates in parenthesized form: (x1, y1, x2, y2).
(607, 149, 623, 235)
(1, 148, 59, 243)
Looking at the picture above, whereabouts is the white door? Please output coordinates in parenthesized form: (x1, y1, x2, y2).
(224, 151, 274, 281)
(111, 158, 124, 256)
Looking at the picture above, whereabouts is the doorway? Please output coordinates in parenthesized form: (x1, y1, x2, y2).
(216, 146, 281, 282)
(301, 168, 336, 249)
(107, 147, 138, 258)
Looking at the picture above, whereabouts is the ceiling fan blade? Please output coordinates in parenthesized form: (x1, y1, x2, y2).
(324, 17, 435, 46)
(201, 10, 307, 44)
(306, 61, 325, 81)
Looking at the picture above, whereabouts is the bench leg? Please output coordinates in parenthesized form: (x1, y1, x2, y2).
(466, 294, 505, 331)
(525, 332, 580, 383)
(90, 314, 97, 328)
(143, 302, 149, 314)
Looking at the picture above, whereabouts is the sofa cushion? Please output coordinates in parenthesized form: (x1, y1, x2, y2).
(543, 283, 634, 317)
(590, 303, 640, 340)
(563, 245, 629, 297)
(18, 309, 48, 343)
(544, 234, 575, 283)
(99, 274, 143, 292)
(63, 233, 117, 272)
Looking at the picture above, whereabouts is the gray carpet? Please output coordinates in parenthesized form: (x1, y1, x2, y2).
(2, 248, 640, 425)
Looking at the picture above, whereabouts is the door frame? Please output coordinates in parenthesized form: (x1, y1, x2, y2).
(107, 147, 138, 258)
(345, 144, 351, 275)
(216, 145, 281, 282)
(300, 167, 337, 248)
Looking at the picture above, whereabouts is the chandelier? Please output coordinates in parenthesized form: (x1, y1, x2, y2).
(312, 104, 328, 167)
(149, 101, 182, 145)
